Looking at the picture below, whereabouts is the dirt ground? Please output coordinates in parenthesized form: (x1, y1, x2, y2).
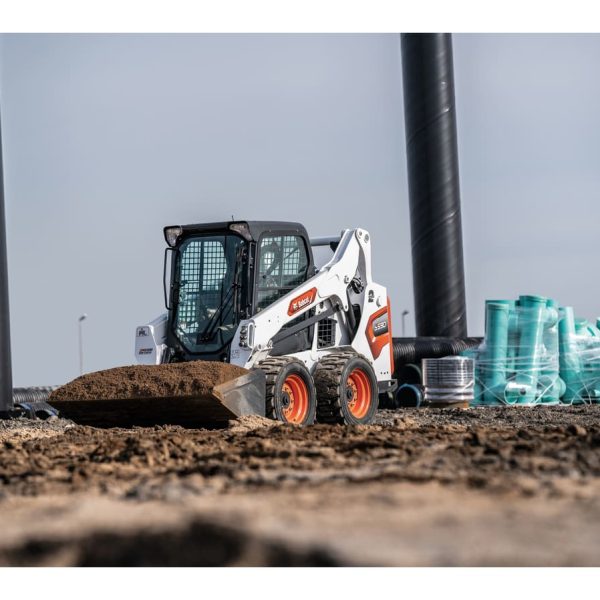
(1, 406, 600, 566)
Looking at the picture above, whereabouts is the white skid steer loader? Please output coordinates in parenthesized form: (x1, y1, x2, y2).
(132, 221, 395, 426)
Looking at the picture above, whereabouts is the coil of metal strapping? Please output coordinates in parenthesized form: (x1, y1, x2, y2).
(422, 357, 475, 406)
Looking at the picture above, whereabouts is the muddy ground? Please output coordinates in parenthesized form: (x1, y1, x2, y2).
(1, 406, 600, 566)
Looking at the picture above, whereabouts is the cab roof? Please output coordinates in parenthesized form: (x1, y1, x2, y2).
(166, 220, 310, 243)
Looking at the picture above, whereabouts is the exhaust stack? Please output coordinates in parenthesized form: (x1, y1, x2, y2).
(401, 33, 467, 337)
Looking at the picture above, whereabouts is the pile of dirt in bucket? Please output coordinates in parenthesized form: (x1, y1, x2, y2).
(47, 362, 250, 428)
(50, 362, 249, 402)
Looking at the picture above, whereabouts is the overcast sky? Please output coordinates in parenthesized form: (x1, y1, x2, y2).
(2, 33, 600, 386)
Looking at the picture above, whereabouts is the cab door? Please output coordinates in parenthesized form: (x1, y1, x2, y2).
(254, 232, 312, 355)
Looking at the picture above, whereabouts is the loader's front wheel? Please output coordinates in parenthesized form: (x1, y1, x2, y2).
(256, 357, 317, 425)
(314, 353, 379, 425)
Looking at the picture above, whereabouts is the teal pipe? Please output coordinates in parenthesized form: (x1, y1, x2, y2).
(506, 295, 547, 404)
(573, 317, 600, 401)
(575, 318, 590, 337)
(559, 306, 584, 404)
(539, 374, 563, 404)
(587, 322, 600, 337)
(507, 299, 519, 376)
(580, 337, 600, 402)
(483, 301, 510, 405)
(483, 301, 516, 397)
(487, 299, 518, 377)
(593, 319, 600, 401)
(540, 298, 561, 404)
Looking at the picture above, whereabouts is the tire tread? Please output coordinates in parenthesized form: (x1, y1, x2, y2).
(314, 351, 374, 424)
(254, 357, 314, 422)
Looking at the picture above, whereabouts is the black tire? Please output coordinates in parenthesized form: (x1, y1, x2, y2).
(255, 357, 317, 425)
(314, 353, 379, 425)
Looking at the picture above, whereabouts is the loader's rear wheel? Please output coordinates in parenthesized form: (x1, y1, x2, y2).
(314, 353, 378, 425)
(346, 367, 372, 419)
(256, 357, 316, 425)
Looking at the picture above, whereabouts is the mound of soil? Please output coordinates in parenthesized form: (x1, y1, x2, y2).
(50, 361, 248, 402)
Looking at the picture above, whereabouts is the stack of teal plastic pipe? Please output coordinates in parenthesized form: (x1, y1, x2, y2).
(558, 310, 600, 404)
(464, 295, 600, 405)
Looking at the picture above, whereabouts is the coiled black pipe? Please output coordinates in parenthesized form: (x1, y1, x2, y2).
(11, 387, 59, 419)
(391, 336, 481, 376)
(13, 386, 58, 404)
(401, 34, 468, 337)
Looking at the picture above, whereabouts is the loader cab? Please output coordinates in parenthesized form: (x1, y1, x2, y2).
(163, 221, 314, 363)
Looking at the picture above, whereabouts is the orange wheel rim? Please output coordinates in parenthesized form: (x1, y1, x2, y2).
(281, 374, 309, 424)
(346, 368, 372, 419)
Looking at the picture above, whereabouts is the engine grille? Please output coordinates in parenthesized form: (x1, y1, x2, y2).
(318, 318, 336, 348)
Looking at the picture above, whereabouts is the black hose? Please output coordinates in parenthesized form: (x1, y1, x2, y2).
(397, 363, 422, 384)
(13, 387, 58, 404)
(401, 34, 468, 337)
(394, 384, 424, 408)
(391, 336, 481, 376)
(9, 387, 60, 419)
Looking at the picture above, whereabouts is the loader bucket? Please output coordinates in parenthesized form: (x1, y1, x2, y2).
(48, 369, 266, 428)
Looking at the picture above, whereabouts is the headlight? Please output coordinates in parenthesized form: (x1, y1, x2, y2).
(164, 226, 183, 247)
(239, 323, 254, 348)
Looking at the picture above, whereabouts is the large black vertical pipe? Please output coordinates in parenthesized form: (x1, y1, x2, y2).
(401, 33, 467, 337)
(0, 111, 13, 414)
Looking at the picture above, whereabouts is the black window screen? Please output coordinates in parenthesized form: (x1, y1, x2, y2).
(174, 234, 245, 353)
(177, 240, 228, 325)
(256, 235, 309, 311)
(177, 241, 204, 327)
(201, 241, 227, 291)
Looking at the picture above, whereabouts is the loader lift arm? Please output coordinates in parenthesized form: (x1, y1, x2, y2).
(230, 228, 392, 378)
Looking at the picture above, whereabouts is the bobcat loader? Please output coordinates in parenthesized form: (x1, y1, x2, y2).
(52, 221, 395, 426)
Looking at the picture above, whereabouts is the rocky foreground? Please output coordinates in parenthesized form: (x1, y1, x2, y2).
(0, 406, 599, 566)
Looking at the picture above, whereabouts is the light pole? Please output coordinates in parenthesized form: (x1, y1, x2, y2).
(0, 106, 12, 414)
(78, 314, 87, 376)
(401, 310, 409, 337)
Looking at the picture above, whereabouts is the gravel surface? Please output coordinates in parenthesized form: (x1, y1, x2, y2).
(1, 405, 599, 565)
(0, 417, 74, 443)
(374, 405, 600, 427)
(1, 406, 599, 499)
